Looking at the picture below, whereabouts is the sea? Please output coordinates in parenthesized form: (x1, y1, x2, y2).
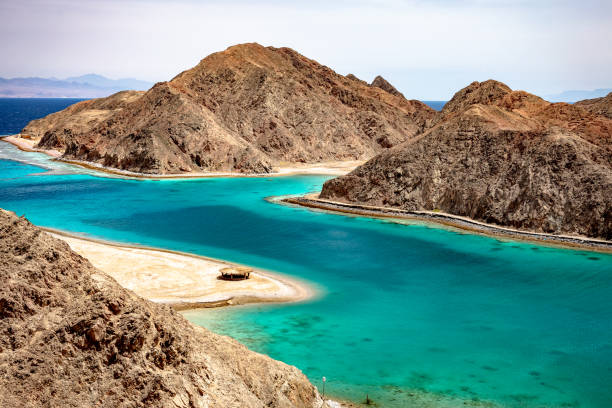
(422, 101, 446, 111)
(1, 99, 611, 408)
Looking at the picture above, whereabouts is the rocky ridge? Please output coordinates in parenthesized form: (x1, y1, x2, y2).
(21, 90, 144, 141)
(320, 80, 612, 239)
(21, 43, 435, 174)
(0, 209, 328, 408)
(575, 92, 612, 119)
(370, 75, 405, 98)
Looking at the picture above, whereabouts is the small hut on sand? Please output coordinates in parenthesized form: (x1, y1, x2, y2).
(219, 266, 252, 281)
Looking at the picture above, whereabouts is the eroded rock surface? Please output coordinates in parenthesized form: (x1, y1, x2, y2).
(575, 92, 612, 119)
(321, 80, 612, 239)
(22, 43, 435, 174)
(0, 210, 327, 407)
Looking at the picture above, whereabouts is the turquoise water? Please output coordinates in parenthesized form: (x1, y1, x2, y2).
(1, 153, 611, 407)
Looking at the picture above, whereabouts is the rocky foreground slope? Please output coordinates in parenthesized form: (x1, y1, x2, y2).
(0, 209, 328, 407)
(19, 43, 435, 174)
(321, 80, 612, 239)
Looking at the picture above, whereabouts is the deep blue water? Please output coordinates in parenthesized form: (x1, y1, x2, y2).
(422, 100, 447, 111)
(0, 97, 446, 133)
(1, 100, 611, 408)
(0, 98, 85, 135)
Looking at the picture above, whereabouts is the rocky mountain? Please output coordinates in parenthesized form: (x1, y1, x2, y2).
(0, 75, 152, 98)
(19, 43, 435, 174)
(0, 209, 328, 407)
(440, 80, 515, 114)
(370, 75, 404, 98)
(345, 74, 368, 86)
(320, 80, 612, 239)
(575, 92, 612, 119)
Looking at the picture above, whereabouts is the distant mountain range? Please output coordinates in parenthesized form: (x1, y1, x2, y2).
(0, 74, 154, 98)
(544, 88, 612, 103)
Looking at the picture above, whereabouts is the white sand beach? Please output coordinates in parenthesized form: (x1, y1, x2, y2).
(48, 230, 315, 309)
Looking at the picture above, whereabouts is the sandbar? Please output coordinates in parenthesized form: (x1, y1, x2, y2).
(283, 194, 612, 253)
(45, 229, 315, 309)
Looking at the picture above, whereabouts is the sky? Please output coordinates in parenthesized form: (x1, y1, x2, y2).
(1, 0, 611, 100)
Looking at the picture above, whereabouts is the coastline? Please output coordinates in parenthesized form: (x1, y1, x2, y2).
(281, 194, 612, 253)
(42, 226, 316, 310)
(4, 133, 607, 252)
(1, 135, 361, 178)
(42, 228, 359, 408)
(3, 140, 608, 408)
(2, 135, 62, 157)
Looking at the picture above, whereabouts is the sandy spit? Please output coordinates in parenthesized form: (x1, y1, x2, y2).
(283, 194, 612, 253)
(44, 228, 317, 310)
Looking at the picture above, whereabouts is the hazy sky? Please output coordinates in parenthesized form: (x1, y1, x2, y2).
(1, 0, 610, 99)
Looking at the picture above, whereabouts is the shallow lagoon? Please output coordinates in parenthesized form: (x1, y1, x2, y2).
(1, 153, 611, 407)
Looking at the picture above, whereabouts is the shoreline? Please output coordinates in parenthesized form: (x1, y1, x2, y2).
(42, 226, 317, 310)
(281, 194, 612, 253)
(42, 228, 354, 408)
(1, 135, 63, 157)
(1, 135, 361, 179)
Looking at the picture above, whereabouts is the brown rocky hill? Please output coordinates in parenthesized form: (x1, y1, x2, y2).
(370, 75, 405, 98)
(0, 209, 328, 408)
(21, 90, 144, 141)
(320, 80, 612, 239)
(440, 80, 514, 114)
(575, 92, 612, 119)
(21, 43, 435, 174)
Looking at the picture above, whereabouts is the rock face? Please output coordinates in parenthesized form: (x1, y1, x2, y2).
(320, 80, 612, 239)
(575, 92, 612, 119)
(23, 43, 435, 174)
(370, 75, 404, 98)
(0, 209, 327, 407)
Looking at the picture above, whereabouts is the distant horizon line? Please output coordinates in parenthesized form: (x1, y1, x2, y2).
(0, 73, 609, 103)
(0, 73, 152, 82)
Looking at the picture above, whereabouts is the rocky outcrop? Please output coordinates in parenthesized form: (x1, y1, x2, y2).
(320, 80, 612, 239)
(0, 209, 328, 407)
(370, 75, 404, 98)
(345, 74, 368, 86)
(440, 80, 514, 114)
(22, 43, 435, 174)
(575, 92, 612, 119)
